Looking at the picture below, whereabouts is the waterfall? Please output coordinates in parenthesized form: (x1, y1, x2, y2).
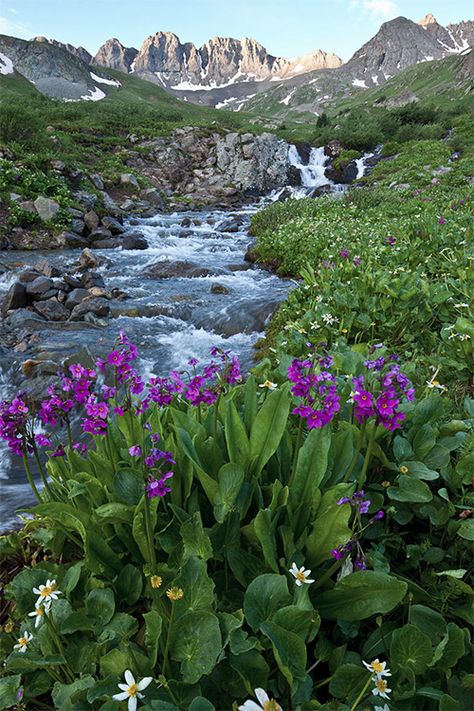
(288, 145, 332, 190)
(355, 151, 375, 179)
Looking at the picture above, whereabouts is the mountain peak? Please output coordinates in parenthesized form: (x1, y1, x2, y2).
(418, 13, 438, 27)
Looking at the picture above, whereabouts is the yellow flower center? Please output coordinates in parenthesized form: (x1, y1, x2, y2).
(40, 586, 53, 597)
(127, 683, 138, 697)
(371, 661, 383, 673)
(18, 637, 28, 646)
(36, 608, 44, 616)
(166, 587, 184, 601)
(263, 701, 279, 711)
(295, 571, 306, 582)
(150, 575, 162, 589)
(399, 466, 408, 474)
(376, 679, 387, 692)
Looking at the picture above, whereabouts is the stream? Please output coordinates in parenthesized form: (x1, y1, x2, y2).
(0, 144, 375, 528)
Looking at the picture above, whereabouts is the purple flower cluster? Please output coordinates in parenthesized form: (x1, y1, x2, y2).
(146, 471, 173, 499)
(0, 397, 29, 456)
(352, 360, 414, 431)
(337, 490, 371, 515)
(288, 359, 340, 429)
(96, 331, 144, 396)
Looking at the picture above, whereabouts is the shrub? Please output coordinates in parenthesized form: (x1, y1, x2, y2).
(0, 102, 46, 149)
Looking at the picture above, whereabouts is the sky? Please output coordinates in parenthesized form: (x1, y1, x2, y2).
(0, 0, 472, 61)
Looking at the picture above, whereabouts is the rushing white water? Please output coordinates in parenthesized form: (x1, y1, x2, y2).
(288, 144, 333, 193)
(355, 151, 375, 179)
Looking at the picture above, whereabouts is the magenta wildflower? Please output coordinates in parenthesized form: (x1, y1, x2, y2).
(146, 471, 173, 498)
(288, 358, 340, 429)
(129, 445, 142, 457)
(35, 434, 52, 447)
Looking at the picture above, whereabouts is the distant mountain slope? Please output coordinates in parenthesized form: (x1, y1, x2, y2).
(239, 15, 473, 117)
(0, 34, 120, 101)
(33, 36, 93, 64)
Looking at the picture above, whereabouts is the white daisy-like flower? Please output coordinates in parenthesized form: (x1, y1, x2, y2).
(238, 687, 282, 711)
(259, 380, 277, 390)
(289, 562, 315, 586)
(28, 602, 50, 628)
(372, 678, 392, 700)
(14, 631, 33, 653)
(322, 313, 336, 325)
(375, 705, 391, 711)
(363, 659, 392, 678)
(426, 379, 447, 391)
(112, 670, 152, 711)
(32, 579, 61, 607)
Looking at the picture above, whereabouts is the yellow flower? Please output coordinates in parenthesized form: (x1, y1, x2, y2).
(399, 465, 409, 474)
(259, 380, 277, 390)
(166, 587, 184, 601)
(4, 620, 14, 634)
(381, 480, 390, 488)
(150, 575, 162, 589)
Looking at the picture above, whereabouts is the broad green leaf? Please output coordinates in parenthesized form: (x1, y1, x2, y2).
(224, 399, 250, 467)
(0, 675, 21, 708)
(253, 509, 279, 572)
(317, 572, 407, 620)
(171, 611, 222, 684)
(213, 463, 244, 523)
(100, 648, 130, 677)
(387, 475, 433, 503)
(172, 556, 215, 614)
(51, 675, 95, 710)
(399, 461, 439, 481)
(305, 483, 353, 567)
(391, 623, 433, 674)
(181, 512, 213, 561)
(243, 574, 291, 631)
(116, 564, 143, 605)
(177, 427, 219, 503)
(410, 605, 447, 644)
(144, 610, 162, 667)
(329, 663, 369, 702)
(289, 426, 331, 538)
(249, 384, 291, 476)
(86, 588, 115, 626)
(272, 605, 319, 642)
(260, 620, 307, 687)
(458, 519, 474, 541)
(5, 566, 60, 615)
(62, 561, 84, 595)
(114, 469, 144, 505)
(188, 698, 216, 711)
(94, 502, 135, 524)
(433, 623, 465, 670)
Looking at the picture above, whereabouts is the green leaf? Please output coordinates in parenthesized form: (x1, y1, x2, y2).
(387, 475, 433, 503)
(458, 519, 474, 541)
(62, 561, 84, 595)
(144, 610, 162, 667)
(100, 648, 130, 677)
(181, 512, 213, 562)
(172, 556, 215, 614)
(114, 469, 144, 505)
(188, 698, 216, 711)
(272, 605, 319, 642)
(305, 484, 353, 567)
(329, 663, 369, 702)
(391, 623, 433, 674)
(260, 620, 307, 687)
(289, 426, 331, 538)
(51, 675, 95, 710)
(116, 564, 143, 605)
(253, 509, 279, 572)
(171, 611, 222, 684)
(399, 461, 439, 481)
(433, 623, 465, 670)
(213, 463, 244, 523)
(95, 502, 135, 524)
(439, 695, 461, 711)
(177, 427, 219, 503)
(86, 588, 115, 626)
(224, 398, 250, 467)
(243, 574, 292, 631)
(317, 572, 407, 620)
(410, 605, 447, 644)
(0, 675, 21, 709)
(249, 384, 291, 476)
(59, 611, 94, 635)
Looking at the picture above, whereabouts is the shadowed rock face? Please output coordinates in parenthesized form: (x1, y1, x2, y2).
(33, 36, 92, 64)
(94, 31, 343, 88)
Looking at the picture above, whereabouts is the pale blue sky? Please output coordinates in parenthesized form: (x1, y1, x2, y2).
(1, 0, 472, 61)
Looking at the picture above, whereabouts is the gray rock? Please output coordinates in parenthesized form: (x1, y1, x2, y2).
(70, 297, 110, 321)
(144, 260, 227, 279)
(120, 173, 140, 189)
(34, 196, 59, 221)
(90, 238, 120, 249)
(89, 173, 105, 190)
(84, 210, 100, 231)
(79, 248, 99, 270)
(88, 227, 113, 241)
(38, 288, 59, 301)
(4, 308, 47, 330)
(65, 288, 90, 309)
(18, 269, 42, 284)
(34, 299, 69, 321)
(81, 271, 106, 289)
(26, 277, 54, 299)
(73, 191, 97, 211)
(9, 192, 23, 202)
(100, 191, 121, 215)
(71, 218, 85, 235)
(64, 274, 83, 289)
(120, 199, 136, 211)
(67, 207, 84, 218)
(101, 216, 124, 234)
(60, 231, 90, 248)
(141, 188, 165, 209)
(19, 200, 37, 213)
(3, 282, 27, 311)
(121, 232, 148, 250)
(34, 259, 61, 278)
(211, 283, 230, 294)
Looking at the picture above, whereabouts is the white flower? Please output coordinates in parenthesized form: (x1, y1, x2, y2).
(372, 678, 392, 700)
(363, 659, 392, 678)
(454, 303, 468, 308)
(375, 705, 391, 711)
(426, 379, 447, 392)
(238, 687, 282, 711)
(32, 579, 61, 607)
(289, 562, 315, 586)
(259, 380, 277, 390)
(112, 670, 152, 711)
(14, 631, 33, 653)
(321, 313, 336, 325)
(28, 602, 50, 628)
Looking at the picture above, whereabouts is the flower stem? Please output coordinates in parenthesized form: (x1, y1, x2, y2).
(143, 495, 157, 571)
(343, 421, 366, 482)
(163, 601, 176, 678)
(22, 450, 42, 502)
(359, 425, 377, 488)
(350, 672, 375, 711)
(32, 444, 54, 498)
(289, 416, 304, 487)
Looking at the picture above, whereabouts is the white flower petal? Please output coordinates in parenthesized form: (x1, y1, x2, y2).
(137, 677, 153, 691)
(295, 579, 302, 586)
(113, 691, 130, 701)
(238, 702, 263, 711)
(124, 670, 135, 686)
(128, 696, 137, 711)
(255, 689, 269, 706)
(118, 683, 129, 691)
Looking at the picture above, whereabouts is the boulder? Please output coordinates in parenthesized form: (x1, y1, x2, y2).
(90, 238, 121, 249)
(120, 199, 136, 211)
(324, 140, 343, 158)
(71, 219, 85, 235)
(4, 308, 46, 330)
(88, 227, 113, 242)
(65, 288, 90, 310)
(79, 248, 99, 270)
(81, 271, 106, 289)
(144, 260, 227, 279)
(100, 191, 121, 215)
(89, 173, 105, 190)
(101, 216, 124, 234)
(72, 191, 97, 211)
(120, 173, 139, 189)
(69, 297, 111, 321)
(34, 196, 59, 221)
(141, 188, 165, 209)
(19, 200, 37, 213)
(67, 207, 84, 219)
(50, 159, 66, 172)
(84, 210, 100, 231)
(121, 232, 148, 250)
(18, 269, 42, 284)
(59, 231, 90, 249)
(3, 282, 27, 311)
(64, 274, 83, 289)
(211, 283, 230, 295)
(34, 259, 61, 278)
(26, 276, 54, 300)
(34, 299, 69, 321)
